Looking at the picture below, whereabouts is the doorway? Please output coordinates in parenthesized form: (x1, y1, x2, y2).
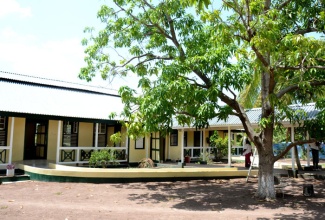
(24, 119, 48, 160)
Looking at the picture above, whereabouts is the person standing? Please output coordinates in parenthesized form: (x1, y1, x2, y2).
(310, 141, 320, 170)
(243, 139, 252, 168)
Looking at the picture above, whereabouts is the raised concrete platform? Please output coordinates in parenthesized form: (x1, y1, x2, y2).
(15, 162, 259, 183)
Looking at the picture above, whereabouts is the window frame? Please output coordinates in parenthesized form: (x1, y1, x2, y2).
(170, 129, 178, 146)
(135, 137, 145, 149)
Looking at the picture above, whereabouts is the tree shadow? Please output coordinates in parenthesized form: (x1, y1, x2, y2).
(115, 178, 325, 219)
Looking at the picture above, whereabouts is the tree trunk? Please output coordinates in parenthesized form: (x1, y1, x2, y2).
(255, 149, 276, 200)
(294, 145, 303, 170)
(254, 125, 276, 200)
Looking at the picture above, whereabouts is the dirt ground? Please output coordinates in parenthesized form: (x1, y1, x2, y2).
(1, 176, 325, 220)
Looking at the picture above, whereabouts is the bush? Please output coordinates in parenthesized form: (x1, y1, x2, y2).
(209, 131, 231, 161)
(89, 149, 119, 168)
(199, 151, 213, 164)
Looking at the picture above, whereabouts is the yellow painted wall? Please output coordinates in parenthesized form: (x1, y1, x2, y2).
(79, 122, 93, 146)
(128, 135, 147, 163)
(107, 126, 115, 146)
(10, 117, 25, 162)
(168, 132, 182, 161)
(187, 131, 194, 147)
(47, 120, 58, 161)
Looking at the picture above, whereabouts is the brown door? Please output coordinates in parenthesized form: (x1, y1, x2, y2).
(24, 119, 48, 160)
(160, 137, 165, 162)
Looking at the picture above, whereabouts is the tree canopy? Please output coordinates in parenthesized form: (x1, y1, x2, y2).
(80, 0, 325, 200)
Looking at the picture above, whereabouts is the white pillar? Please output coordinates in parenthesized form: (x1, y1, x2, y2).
(203, 129, 206, 161)
(56, 120, 61, 164)
(181, 129, 184, 163)
(291, 126, 295, 173)
(307, 132, 310, 167)
(8, 117, 15, 164)
(95, 123, 99, 149)
(228, 126, 231, 167)
(167, 133, 170, 160)
(125, 129, 128, 161)
(146, 134, 150, 158)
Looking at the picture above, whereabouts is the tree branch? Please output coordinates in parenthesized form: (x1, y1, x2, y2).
(277, 65, 325, 70)
(277, 0, 292, 10)
(276, 80, 325, 99)
(180, 75, 208, 89)
(274, 139, 315, 162)
(295, 27, 319, 35)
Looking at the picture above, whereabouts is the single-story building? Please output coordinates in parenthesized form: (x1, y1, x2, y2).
(0, 71, 320, 169)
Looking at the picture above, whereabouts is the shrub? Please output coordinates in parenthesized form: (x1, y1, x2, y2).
(209, 131, 231, 161)
(89, 149, 119, 168)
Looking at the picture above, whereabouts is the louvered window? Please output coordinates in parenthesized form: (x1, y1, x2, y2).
(62, 121, 78, 147)
(0, 116, 7, 146)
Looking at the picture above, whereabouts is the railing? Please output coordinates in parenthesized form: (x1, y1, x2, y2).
(232, 145, 244, 156)
(184, 145, 247, 160)
(0, 146, 10, 169)
(58, 146, 127, 165)
(183, 146, 214, 159)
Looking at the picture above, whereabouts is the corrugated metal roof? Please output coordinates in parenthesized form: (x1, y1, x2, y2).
(0, 70, 119, 96)
(0, 72, 124, 121)
(173, 103, 319, 129)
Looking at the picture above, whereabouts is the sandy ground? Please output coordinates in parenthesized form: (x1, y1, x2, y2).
(1, 176, 325, 220)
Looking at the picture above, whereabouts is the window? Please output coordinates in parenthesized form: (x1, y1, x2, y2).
(0, 116, 7, 146)
(98, 123, 106, 134)
(194, 131, 201, 147)
(94, 123, 107, 147)
(0, 116, 5, 130)
(62, 121, 79, 147)
(170, 129, 178, 146)
(135, 137, 145, 149)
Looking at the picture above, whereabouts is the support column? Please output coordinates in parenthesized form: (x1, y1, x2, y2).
(307, 132, 310, 167)
(203, 129, 206, 161)
(291, 126, 296, 174)
(146, 134, 150, 158)
(167, 133, 170, 160)
(125, 129, 129, 161)
(95, 123, 99, 149)
(56, 120, 61, 164)
(8, 117, 15, 164)
(181, 129, 184, 163)
(228, 126, 231, 167)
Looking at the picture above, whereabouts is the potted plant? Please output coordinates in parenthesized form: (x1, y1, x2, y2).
(6, 164, 15, 177)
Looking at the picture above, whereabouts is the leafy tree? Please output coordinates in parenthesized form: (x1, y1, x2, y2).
(80, 0, 325, 200)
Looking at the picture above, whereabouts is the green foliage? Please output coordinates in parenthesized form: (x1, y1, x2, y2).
(81, 0, 325, 199)
(209, 131, 230, 161)
(199, 151, 213, 164)
(273, 126, 287, 143)
(89, 149, 120, 168)
(138, 158, 154, 168)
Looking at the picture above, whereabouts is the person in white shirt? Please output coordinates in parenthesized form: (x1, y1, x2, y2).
(310, 141, 320, 170)
(243, 139, 252, 168)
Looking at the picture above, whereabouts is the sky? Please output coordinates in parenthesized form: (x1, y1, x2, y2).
(0, 0, 139, 90)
